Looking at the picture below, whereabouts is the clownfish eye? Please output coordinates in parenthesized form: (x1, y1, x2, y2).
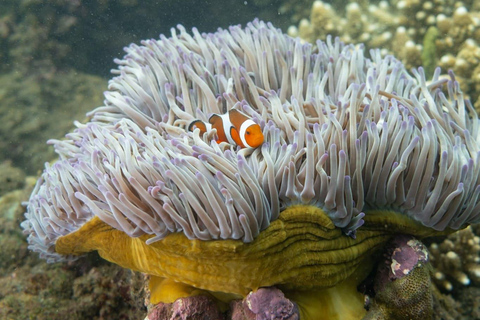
(246, 131, 251, 135)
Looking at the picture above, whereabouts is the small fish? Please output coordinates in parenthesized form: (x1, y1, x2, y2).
(188, 109, 264, 148)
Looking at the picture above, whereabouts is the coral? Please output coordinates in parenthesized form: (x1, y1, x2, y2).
(147, 295, 224, 320)
(0, 179, 146, 319)
(71, 265, 146, 319)
(290, 1, 480, 112)
(243, 287, 299, 320)
(452, 286, 480, 319)
(229, 287, 299, 320)
(0, 161, 25, 197)
(440, 38, 480, 112)
(429, 226, 480, 291)
(0, 260, 146, 320)
(146, 287, 299, 320)
(363, 235, 433, 320)
(431, 284, 461, 320)
(0, 186, 32, 273)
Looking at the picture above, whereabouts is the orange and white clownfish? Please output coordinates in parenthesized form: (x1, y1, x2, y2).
(188, 109, 264, 149)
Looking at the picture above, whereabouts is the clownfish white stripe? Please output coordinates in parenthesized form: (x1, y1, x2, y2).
(239, 119, 256, 148)
(219, 113, 236, 145)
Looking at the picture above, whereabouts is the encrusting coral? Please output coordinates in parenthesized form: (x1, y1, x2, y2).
(147, 295, 224, 320)
(230, 287, 300, 320)
(146, 286, 300, 320)
(21, 20, 480, 319)
(364, 235, 434, 320)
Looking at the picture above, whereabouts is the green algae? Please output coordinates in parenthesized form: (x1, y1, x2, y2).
(421, 26, 439, 79)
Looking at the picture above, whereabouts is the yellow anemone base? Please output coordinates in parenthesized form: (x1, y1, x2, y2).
(55, 205, 450, 320)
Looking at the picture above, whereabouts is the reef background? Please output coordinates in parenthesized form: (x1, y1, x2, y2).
(0, 0, 479, 319)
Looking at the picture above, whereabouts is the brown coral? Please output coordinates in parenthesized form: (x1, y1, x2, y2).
(430, 226, 480, 291)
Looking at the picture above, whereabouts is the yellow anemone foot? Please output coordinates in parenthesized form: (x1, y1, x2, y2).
(55, 205, 451, 319)
(285, 277, 368, 320)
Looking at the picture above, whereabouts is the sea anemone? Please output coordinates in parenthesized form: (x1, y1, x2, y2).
(22, 20, 480, 319)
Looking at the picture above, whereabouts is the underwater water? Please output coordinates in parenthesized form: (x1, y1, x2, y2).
(1, 0, 480, 319)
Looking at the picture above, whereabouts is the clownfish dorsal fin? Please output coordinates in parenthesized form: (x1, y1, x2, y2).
(228, 108, 250, 129)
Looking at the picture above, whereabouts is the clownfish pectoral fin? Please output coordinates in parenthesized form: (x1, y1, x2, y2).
(188, 120, 208, 135)
(229, 126, 245, 148)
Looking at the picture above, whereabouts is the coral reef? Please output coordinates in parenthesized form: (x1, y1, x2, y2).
(0, 259, 146, 320)
(0, 176, 146, 320)
(429, 226, 480, 291)
(289, 0, 480, 111)
(0, 161, 25, 197)
(0, 71, 105, 175)
(452, 286, 480, 319)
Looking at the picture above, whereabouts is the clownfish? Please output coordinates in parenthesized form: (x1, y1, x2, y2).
(188, 109, 264, 149)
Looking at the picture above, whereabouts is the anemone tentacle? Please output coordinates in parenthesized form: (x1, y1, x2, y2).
(22, 20, 480, 262)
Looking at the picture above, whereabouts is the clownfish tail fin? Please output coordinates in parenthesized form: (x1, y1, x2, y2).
(188, 120, 208, 135)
